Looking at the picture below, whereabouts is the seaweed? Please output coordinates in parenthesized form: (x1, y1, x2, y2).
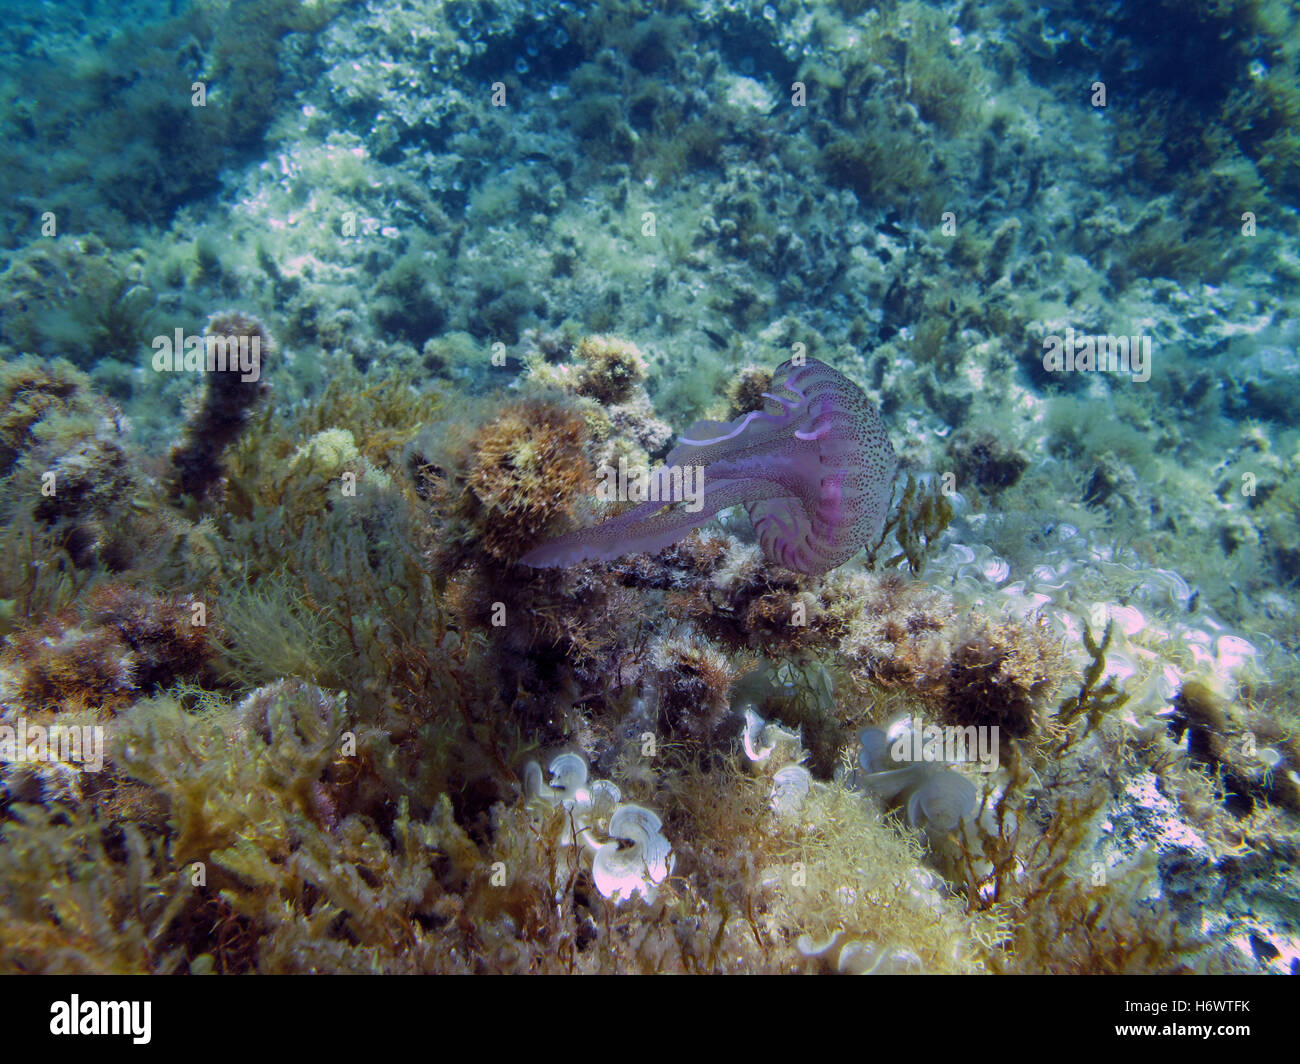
(866, 473, 954, 575)
(1055, 619, 1130, 742)
(0, 804, 189, 974)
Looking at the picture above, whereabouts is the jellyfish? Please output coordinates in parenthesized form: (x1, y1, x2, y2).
(519, 357, 897, 576)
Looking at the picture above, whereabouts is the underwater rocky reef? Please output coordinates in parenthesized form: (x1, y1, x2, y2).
(0, 0, 1298, 975)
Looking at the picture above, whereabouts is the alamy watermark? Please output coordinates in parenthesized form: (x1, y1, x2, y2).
(1041, 327, 1151, 383)
(151, 327, 262, 383)
(0, 719, 105, 772)
(50, 995, 150, 1044)
(888, 716, 1000, 774)
(597, 456, 705, 512)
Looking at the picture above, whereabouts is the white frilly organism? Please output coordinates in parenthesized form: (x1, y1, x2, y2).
(796, 930, 925, 974)
(525, 751, 591, 805)
(740, 703, 802, 764)
(770, 764, 812, 817)
(523, 753, 674, 904)
(590, 803, 675, 904)
(856, 725, 976, 834)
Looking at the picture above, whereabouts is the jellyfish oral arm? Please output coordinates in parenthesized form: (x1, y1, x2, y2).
(518, 476, 786, 568)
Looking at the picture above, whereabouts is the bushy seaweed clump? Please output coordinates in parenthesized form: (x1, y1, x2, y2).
(827, 571, 1067, 745)
(1, 585, 218, 717)
(649, 629, 737, 745)
(942, 615, 1069, 741)
(416, 395, 596, 565)
(573, 334, 648, 405)
(820, 120, 936, 215)
(0, 237, 156, 367)
(0, 355, 178, 588)
(0, 358, 96, 472)
(726, 365, 772, 417)
(947, 427, 1030, 496)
